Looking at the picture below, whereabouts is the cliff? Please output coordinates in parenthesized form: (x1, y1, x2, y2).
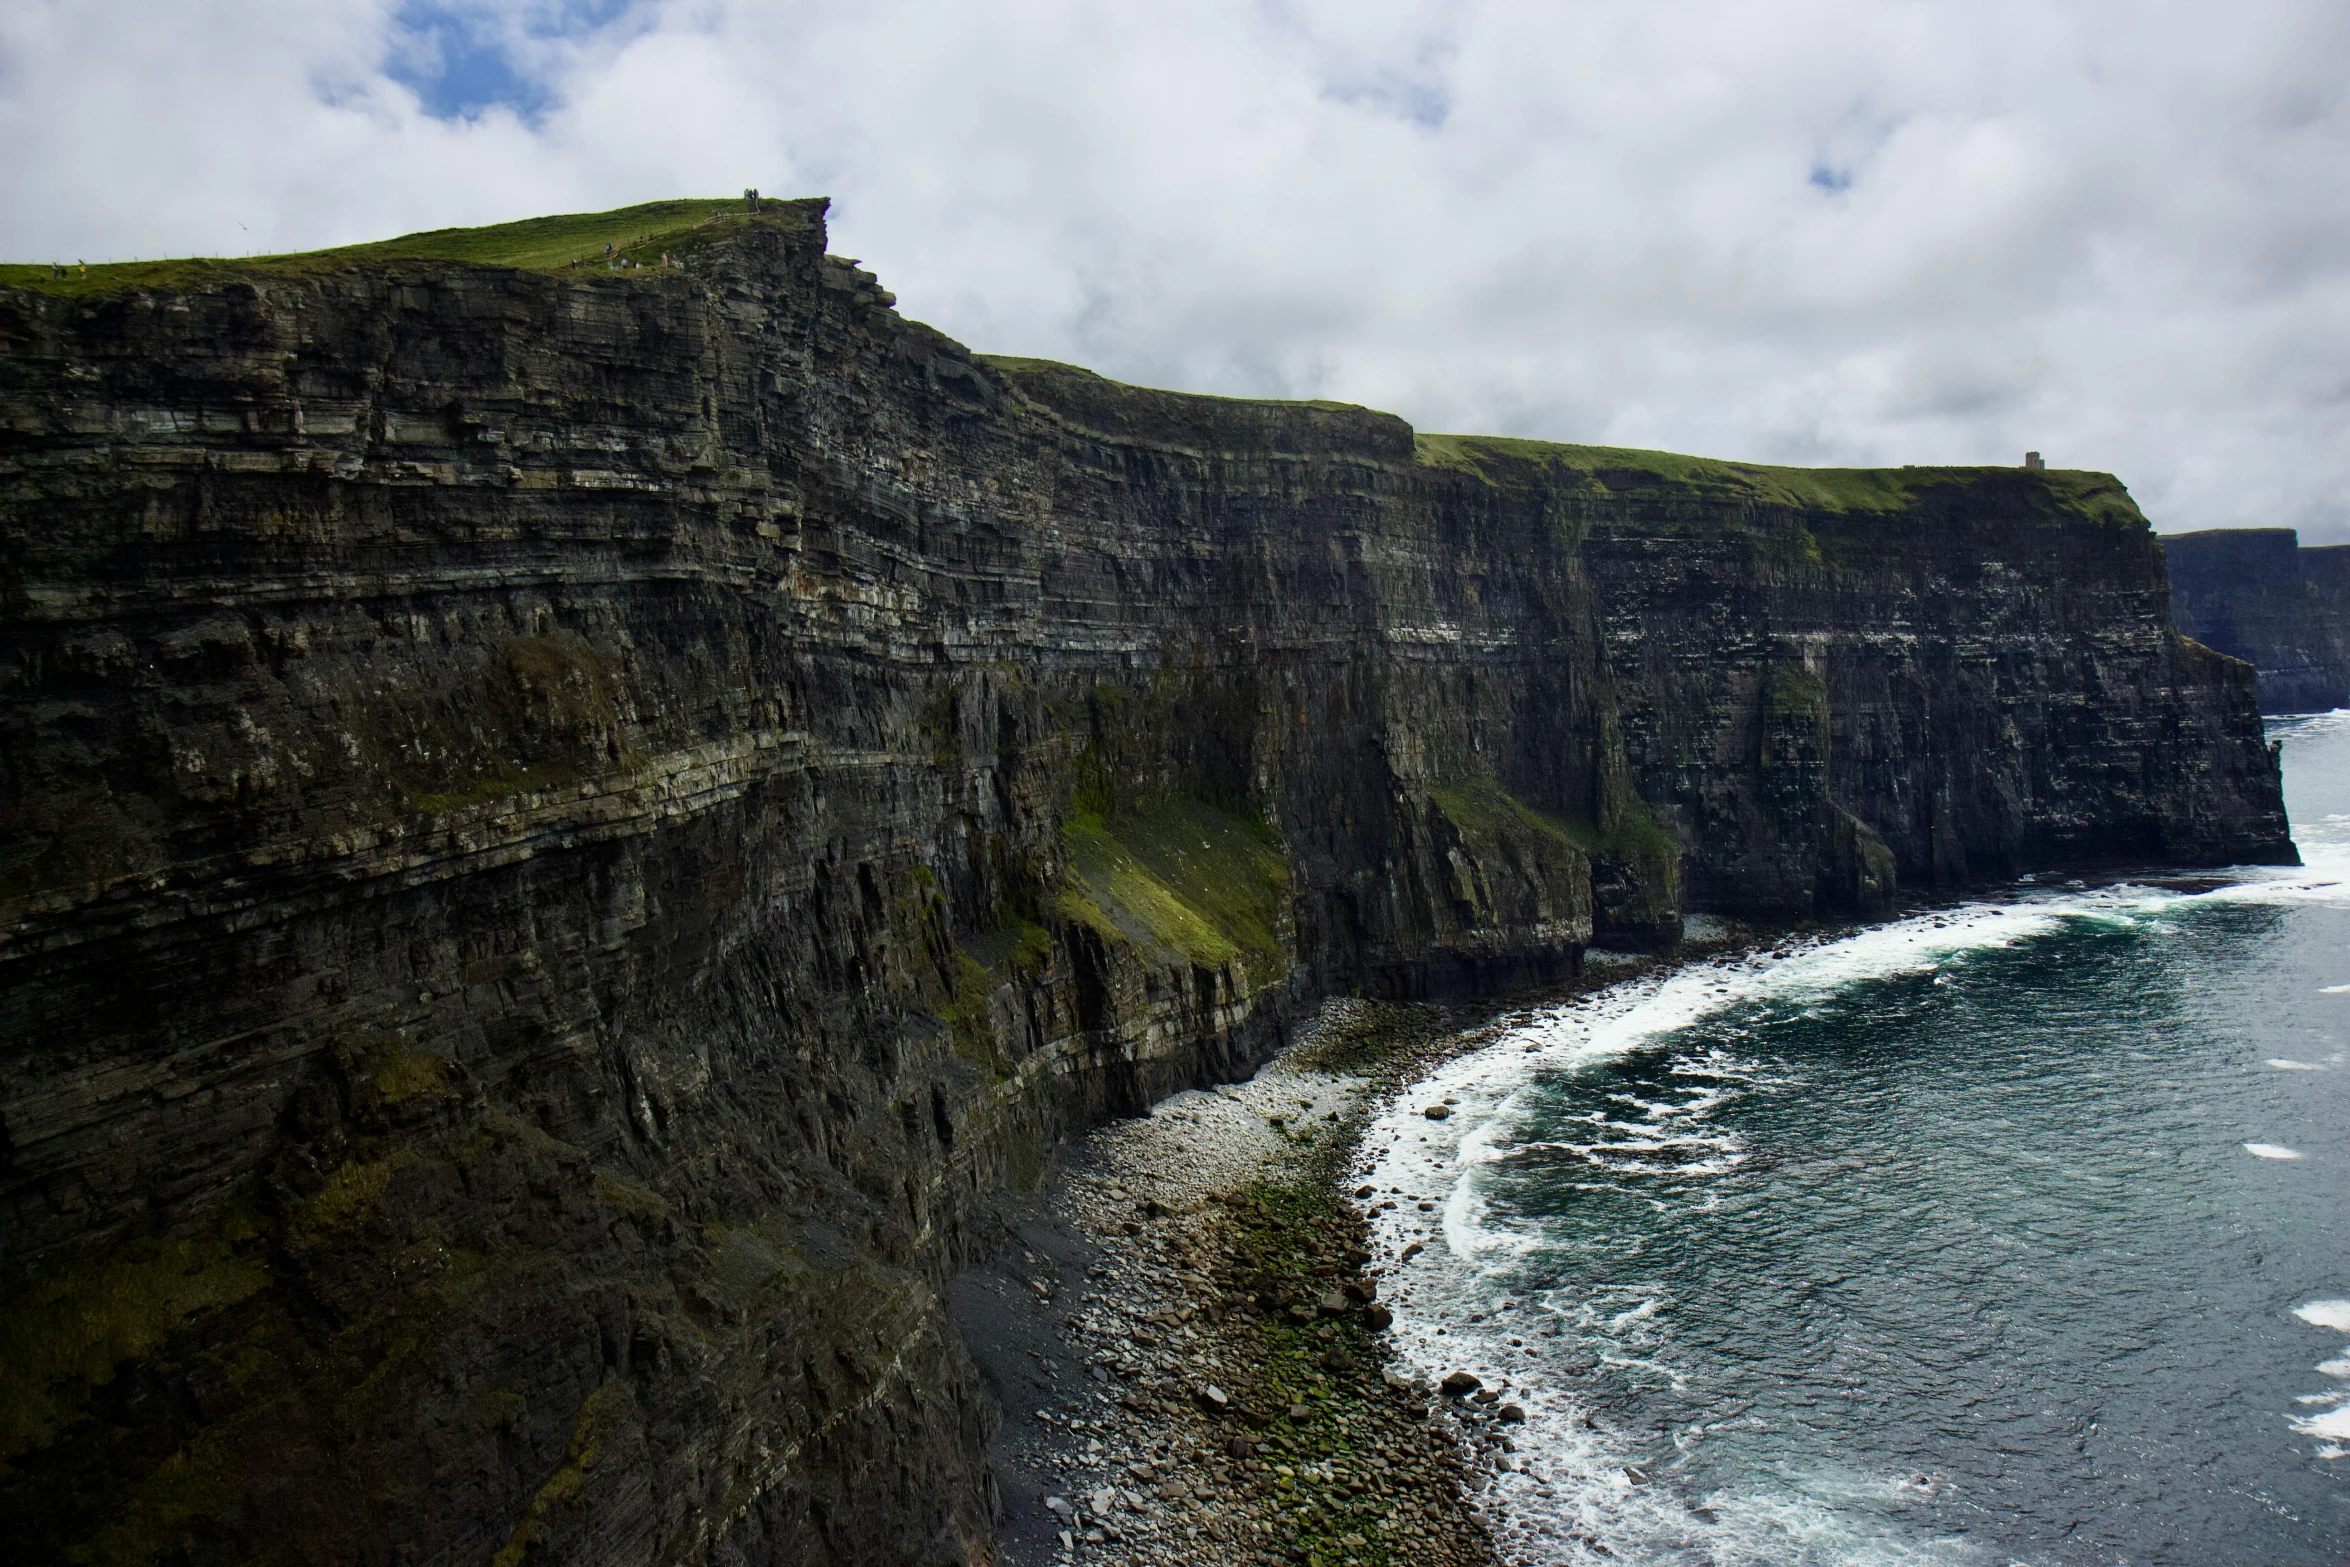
(2161, 526, 2350, 713)
(0, 198, 2292, 1566)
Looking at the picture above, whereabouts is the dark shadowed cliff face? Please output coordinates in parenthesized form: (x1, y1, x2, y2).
(1577, 473, 2297, 912)
(2161, 526, 2350, 713)
(0, 202, 2292, 1566)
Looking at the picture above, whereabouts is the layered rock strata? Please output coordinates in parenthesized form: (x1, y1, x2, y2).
(0, 200, 2291, 1566)
(2161, 526, 2350, 713)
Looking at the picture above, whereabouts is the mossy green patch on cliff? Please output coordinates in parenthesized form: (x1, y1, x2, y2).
(286, 1149, 413, 1252)
(593, 1170, 670, 1219)
(0, 197, 821, 297)
(935, 911, 1054, 1079)
(1055, 799, 1289, 981)
(1589, 771, 1683, 914)
(0, 1208, 270, 1466)
(2032, 469, 2150, 528)
(359, 631, 633, 817)
(489, 1378, 638, 1567)
(337, 1032, 454, 1109)
(959, 916, 1055, 979)
(75, 1419, 244, 1567)
(1427, 768, 1679, 933)
(1762, 664, 1829, 719)
(901, 843, 1044, 1080)
(938, 950, 1015, 1079)
(1760, 665, 1832, 767)
(1420, 771, 1596, 935)
(1425, 774, 1581, 853)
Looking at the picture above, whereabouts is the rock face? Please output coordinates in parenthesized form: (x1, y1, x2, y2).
(1581, 474, 2298, 912)
(0, 201, 2292, 1565)
(2161, 526, 2350, 713)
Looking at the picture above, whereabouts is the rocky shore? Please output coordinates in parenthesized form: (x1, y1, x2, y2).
(954, 919, 1822, 1567)
(953, 997, 1585, 1567)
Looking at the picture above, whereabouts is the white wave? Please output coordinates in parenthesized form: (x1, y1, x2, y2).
(2267, 1059, 2327, 1070)
(1360, 870, 2346, 1563)
(2295, 1300, 2350, 1331)
(2322, 984, 2350, 994)
(2243, 1143, 2304, 1159)
(2142, 856, 2348, 910)
(2318, 1357, 2350, 1378)
(2290, 1405, 2350, 1441)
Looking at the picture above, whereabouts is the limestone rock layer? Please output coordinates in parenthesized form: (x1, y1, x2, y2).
(0, 201, 2290, 1565)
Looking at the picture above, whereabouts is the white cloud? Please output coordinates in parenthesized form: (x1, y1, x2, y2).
(3, 0, 2345, 539)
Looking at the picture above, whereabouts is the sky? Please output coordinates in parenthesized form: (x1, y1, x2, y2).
(3, 0, 2345, 540)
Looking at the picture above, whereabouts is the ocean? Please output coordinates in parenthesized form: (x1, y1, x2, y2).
(1365, 712, 2350, 1566)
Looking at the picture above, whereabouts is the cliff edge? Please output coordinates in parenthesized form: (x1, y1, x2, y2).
(0, 199, 2292, 1565)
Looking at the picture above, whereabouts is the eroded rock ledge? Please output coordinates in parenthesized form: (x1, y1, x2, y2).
(0, 199, 2290, 1565)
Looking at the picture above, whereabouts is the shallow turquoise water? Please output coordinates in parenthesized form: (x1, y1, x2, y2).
(1368, 714, 2350, 1566)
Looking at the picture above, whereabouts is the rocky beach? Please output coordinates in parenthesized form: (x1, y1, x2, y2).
(955, 1000, 1504, 1567)
(961, 971, 1739, 1567)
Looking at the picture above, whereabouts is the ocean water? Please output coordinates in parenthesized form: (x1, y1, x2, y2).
(1365, 713, 2350, 1566)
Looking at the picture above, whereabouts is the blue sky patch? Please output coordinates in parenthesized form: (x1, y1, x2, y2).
(386, 0, 633, 122)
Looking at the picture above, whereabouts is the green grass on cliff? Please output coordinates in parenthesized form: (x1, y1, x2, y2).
(1055, 799, 1290, 981)
(0, 197, 812, 298)
(0, 1207, 271, 1465)
(3, 200, 2145, 535)
(981, 356, 1374, 417)
(982, 359, 2140, 527)
(1414, 432, 2145, 526)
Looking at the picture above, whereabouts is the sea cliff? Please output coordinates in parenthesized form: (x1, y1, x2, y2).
(2161, 526, 2350, 713)
(0, 198, 2291, 1565)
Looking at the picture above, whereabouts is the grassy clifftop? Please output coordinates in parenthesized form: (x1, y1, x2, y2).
(981, 361, 2140, 530)
(981, 355, 1417, 460)
(0, 196, 820, 298)
(1416, 431, 2146, 529)
(3, 195, 2145, 533)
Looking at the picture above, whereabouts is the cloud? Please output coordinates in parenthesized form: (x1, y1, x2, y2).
(3, 0, 2345, 539)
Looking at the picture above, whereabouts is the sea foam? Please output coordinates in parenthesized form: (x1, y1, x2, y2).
(1361, 869, 2350, 1563)
(2290, 1406, 2350, 1441)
